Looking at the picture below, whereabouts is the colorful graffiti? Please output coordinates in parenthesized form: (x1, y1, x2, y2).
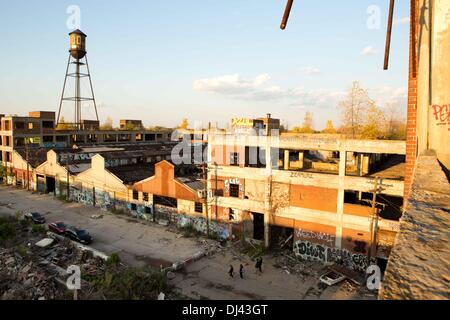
(293, 240, 369, 272)
(177, 215, 230, 240)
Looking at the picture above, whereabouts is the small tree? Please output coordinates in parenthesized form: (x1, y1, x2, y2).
(56, 116, 71, 130)
(338, 81, 374, 138)
(0, 165, 6, 182)
(178, 118, 189, 129)
(322, 120, 337, 134)
(100, 117, 114, 130)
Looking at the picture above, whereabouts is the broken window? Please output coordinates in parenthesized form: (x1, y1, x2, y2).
(14, 122, 25, 129)
(229, 208, 237, 221)
(131, 204, 137, 211)
(229, 184, 239, 198)
(230, 152, 239, 166)
(153, 195, 177, 208)
(133, 190, 139, 200)
(143, 192, 149, 202)
(195, 202, 203, 213)
(42, 121, 54, 129)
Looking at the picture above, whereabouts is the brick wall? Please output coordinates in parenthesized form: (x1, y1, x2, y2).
(404, 0, 419, 198)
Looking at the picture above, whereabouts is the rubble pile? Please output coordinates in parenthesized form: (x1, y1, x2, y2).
(273, 252, 325, 279)
(0, 249, 69, 300)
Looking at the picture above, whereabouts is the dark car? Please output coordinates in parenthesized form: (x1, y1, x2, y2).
(48, 221, 68, 234)
(24, 212, 46, 224)
(64, 226, 93, 245)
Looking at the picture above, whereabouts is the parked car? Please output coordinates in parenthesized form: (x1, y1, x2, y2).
(48, 221, 68, 234)
(24, 212, 46, 224)
(64, 226, 93, 245)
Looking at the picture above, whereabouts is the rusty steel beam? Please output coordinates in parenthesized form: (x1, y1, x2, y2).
(280, 0, 294, 30)
(384, 0, 395, 70)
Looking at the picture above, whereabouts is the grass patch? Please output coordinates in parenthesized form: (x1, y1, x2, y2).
(241, 241, 267, 259)
(31, 224, 47, 235)
(106, 253, 121, 268)
(14, 244, 27, 257)
(82, 267, 170, 300)
(0, 216, 16, 245)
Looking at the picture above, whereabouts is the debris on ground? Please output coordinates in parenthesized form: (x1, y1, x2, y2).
(0, 216, 172, 300)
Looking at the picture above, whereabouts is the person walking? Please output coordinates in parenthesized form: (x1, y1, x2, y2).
(255, 257, 263, 274)
(258, 257, 263, 273)
(228, 264, 234, 278)
(239, 264, 244, 279)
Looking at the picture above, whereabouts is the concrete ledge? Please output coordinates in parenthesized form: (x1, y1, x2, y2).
(379, 152, 450, 300)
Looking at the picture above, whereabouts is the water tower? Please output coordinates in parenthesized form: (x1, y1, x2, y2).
(57, 29, 99, 129)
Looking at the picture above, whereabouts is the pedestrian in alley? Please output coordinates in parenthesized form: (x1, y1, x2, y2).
(228, 264, 234, 278)
(255, 257, 263, 274)
(239, 264, 244, 279)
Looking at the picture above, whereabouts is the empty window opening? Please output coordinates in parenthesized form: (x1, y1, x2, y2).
(153, 195, 177, 208)
(229, 184, 239, 197)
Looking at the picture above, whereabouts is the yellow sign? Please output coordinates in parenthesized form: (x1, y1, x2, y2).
(231, 118, 253, 127)
(26, 137, 41, 144)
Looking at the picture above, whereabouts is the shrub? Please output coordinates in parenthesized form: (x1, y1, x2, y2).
(0, 217, 16, 244)
(106, 253, 121, 268)
(15, 244, 27, 257)
(32, 224, 47, 235)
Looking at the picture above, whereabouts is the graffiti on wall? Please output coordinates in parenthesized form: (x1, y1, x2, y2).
(177, 215, 230, 240)
(293, 240, 369, 272)
(289, 172, 313, 179)
(295, 229, 336, 245)
(432, 104, 450, 130)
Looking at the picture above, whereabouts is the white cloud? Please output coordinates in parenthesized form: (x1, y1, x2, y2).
(372, 86, 408, 107)
(193, 73, 270, 94)
(302, 67, 321, 75)
(361, 46, 378, 56)
(393, 16, 410, 25)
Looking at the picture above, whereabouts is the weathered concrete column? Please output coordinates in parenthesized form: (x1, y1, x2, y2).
(362, 154, 370, 175)
(298, 151, 304, 169)
(263, 137, 273, 248)
(284, 149, 290, 170)
(335, 149, 347, 248)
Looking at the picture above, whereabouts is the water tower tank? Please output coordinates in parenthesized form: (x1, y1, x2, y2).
(69, 29, 87, 59)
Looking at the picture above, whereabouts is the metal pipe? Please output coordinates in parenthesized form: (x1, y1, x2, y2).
(280, 0, 294, 30)
(384, 0, 395, 70)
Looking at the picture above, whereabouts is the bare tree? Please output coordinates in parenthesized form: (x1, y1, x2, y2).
(338, 81, 374, 138)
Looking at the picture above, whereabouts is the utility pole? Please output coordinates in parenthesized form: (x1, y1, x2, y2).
(214, 162, 218, 221)
(25, 138, 30, 191)
(367, 176, 380, 264)
(66, 154, 70, 200)
(201, 162, 210, 238)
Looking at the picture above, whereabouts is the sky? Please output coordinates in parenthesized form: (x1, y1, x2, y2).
(0, 0, 411, 130)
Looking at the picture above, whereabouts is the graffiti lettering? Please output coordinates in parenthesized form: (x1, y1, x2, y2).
(293, 240, 369, 272)
(432, 104, 450, 130)
(295, 229, 335, 245)
(289, 172, 313, 179)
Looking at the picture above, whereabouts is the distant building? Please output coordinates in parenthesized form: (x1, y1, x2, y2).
(120, 119, 143, 130)
(230, 114, 280, 135)
(0, 110, 173, 169)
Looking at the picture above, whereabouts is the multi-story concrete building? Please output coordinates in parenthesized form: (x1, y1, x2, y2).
(0, 111, 173, 169)
(205, 131, 405, 271)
